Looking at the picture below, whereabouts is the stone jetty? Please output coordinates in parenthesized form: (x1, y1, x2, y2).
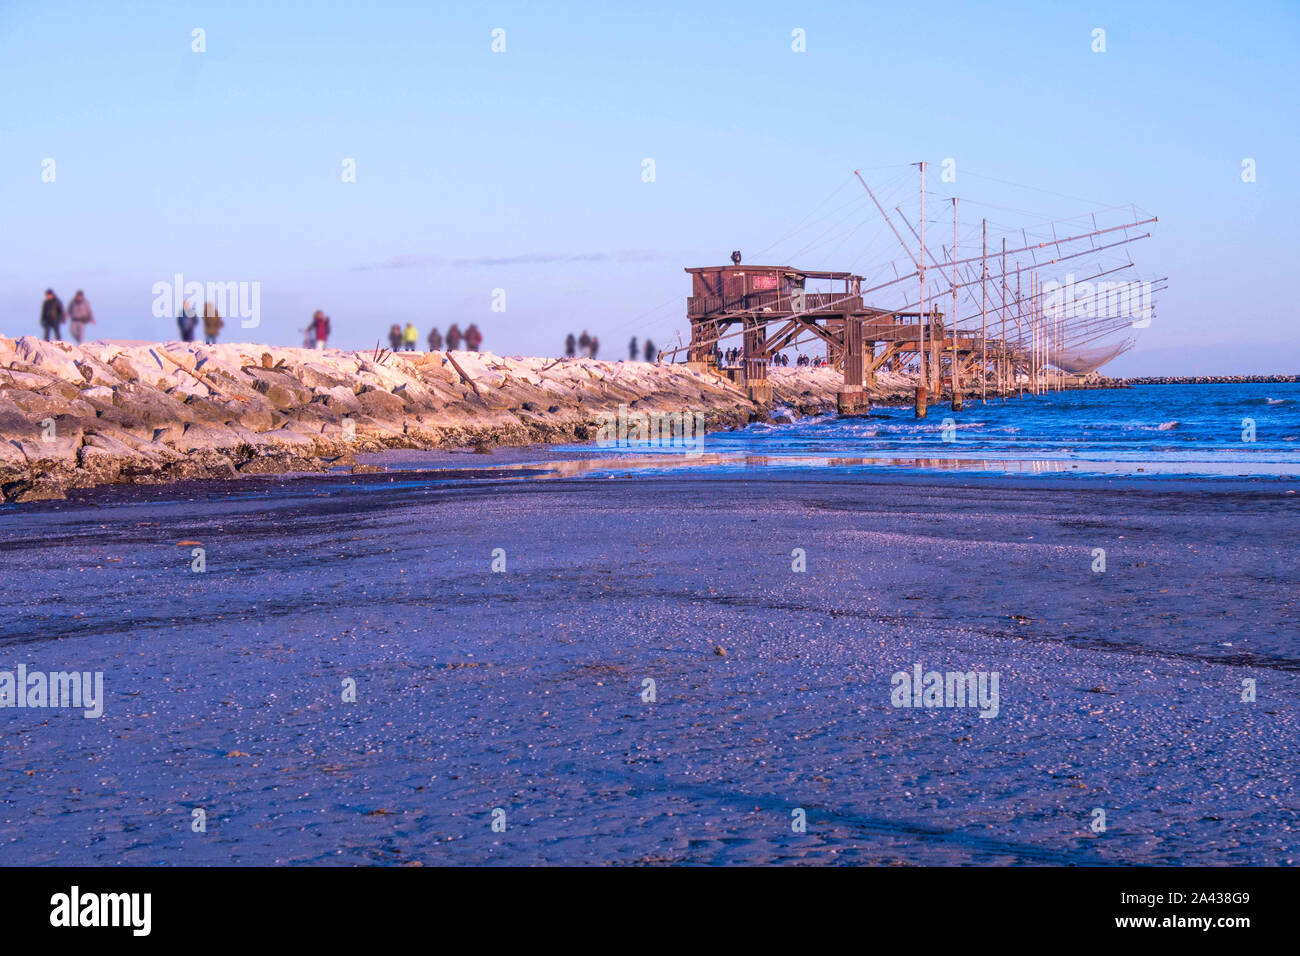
(0, 336, 914, 502)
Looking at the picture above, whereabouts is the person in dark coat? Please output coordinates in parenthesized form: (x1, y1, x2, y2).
(565, 333, 576, 358)
(577, 330, 591, 356)
(176, 300, 199, 342)
(427, 326, 443, 351)
(643, 339, 655, 362)
(464, 323, 482, 351)
(628, 337, 638, 361)
(445, 323, 463, 351)
(388, 324, 403, 351)
(40, 289, 64, 341)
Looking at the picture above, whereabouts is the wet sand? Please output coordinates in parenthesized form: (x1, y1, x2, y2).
(0, 467, 1296, 865)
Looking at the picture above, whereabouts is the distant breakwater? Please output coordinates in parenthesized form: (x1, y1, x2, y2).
(1111, 375, 1300, 386)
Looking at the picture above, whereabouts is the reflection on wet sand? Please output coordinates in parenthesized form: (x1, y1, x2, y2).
(366, 450, 1300, 481)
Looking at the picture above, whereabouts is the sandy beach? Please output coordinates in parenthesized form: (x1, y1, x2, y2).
(1, 463, 1294, 865)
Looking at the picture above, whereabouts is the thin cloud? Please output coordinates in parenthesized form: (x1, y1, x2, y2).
(355, 250, 673, 271)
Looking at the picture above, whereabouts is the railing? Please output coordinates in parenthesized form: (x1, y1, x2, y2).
(687, 292, 864, 317)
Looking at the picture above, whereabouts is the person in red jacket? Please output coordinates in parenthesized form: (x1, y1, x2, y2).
(464, 323, 483, 351)
(310, 310, 331, 350)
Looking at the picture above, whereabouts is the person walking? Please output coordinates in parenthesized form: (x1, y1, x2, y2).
(565, 333, 576, 358)
(464, 323, 482, 351)
(40, 289, 64, 341)
(202, 301, 224, 344)
(643, 339, 655, 362)
(388, 324, 403, 352)
(310, 310, 330, 349)
(177, 300, 199, 342)
(589, 336, 599, 359)
(402, 321, 419, 351)
(445, 323, 463, 351)
(67, 290, 94, 343)
(577, 330, 591, 357)
(427, 326, 443, 351)
(629, 336, 638, 361)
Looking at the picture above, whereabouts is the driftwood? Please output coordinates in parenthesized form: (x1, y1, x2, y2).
(443, 353, 481, 396)
(156, 348, 248, 403)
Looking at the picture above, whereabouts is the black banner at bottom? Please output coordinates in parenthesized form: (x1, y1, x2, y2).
(0, 865, 1282, 943)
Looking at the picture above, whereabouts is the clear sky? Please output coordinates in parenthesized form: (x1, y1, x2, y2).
(1, 0, 1295, 374)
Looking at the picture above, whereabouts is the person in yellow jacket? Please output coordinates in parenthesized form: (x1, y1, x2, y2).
(401, 322, 419, 351)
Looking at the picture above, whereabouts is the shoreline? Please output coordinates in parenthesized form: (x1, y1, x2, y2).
(5, 334, 1294, 503)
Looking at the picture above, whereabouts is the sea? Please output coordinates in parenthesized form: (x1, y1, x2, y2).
(563, 383, 1300, 478)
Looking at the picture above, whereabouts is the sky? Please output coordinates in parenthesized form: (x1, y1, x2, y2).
(0, 0, 1296, 374)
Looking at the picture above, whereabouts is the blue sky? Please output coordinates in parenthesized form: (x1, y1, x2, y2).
(0, 0, 1295, 373)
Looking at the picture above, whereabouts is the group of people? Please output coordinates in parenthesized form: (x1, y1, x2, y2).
(627, 337, 657, 362)
(386, 322, 483, 353)
(564, 330, 601, 358)
(33, 291, 633, 364)
(720, 347, 747, 368)
(714, 347, 822, 368)
(176, 300, 226, 344)
(39, 289, 96, 343)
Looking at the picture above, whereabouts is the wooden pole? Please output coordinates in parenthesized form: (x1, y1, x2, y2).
(916, 161, 928, 418)
(951, 197, 962, 411)
(981, 218, 987, 403)
(1000, 238, 1007, 399)
(1016, 263, 1023, 398)
(1029, 272, 1036, 395)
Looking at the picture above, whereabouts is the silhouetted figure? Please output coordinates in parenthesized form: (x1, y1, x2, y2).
(629, 337, 638, 360)
(589, 336, 599, 359)
(565, 333, 576, 357)
(464, 323, 482, 351)
(643, 339, 655, 362)
(427, 327, 443, 351)
(202, 302, 223, 344)
(578, 330, 591, 356)
(177, 300, 199, 342)
(67, 290, 94, 343)
(388, 324, 403, 351)
(37, 290, 64, 343)
(39, 289, 63, 341)
(445, 323, 463, 350)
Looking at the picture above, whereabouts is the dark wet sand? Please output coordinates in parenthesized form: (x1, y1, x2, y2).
(0, 467, 1296, 865)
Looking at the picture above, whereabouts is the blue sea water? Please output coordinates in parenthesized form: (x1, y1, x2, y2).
(574, 383, 1300, 478)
